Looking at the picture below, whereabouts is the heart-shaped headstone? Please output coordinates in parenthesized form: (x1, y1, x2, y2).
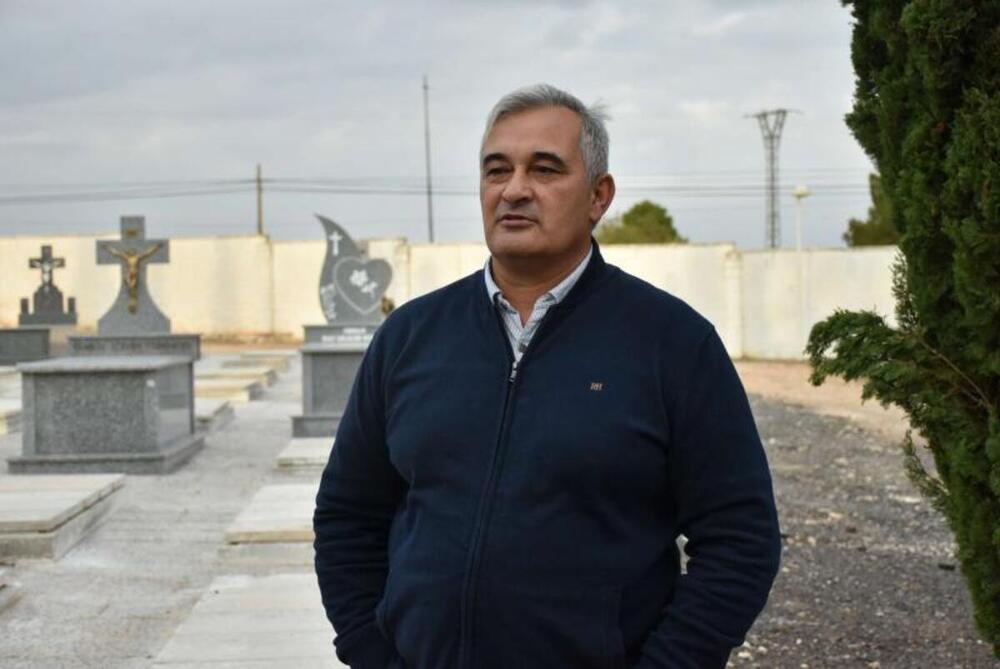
(333, 256, 393, 316)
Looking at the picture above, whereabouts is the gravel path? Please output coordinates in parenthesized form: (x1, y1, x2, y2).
(733, 396, 996, 668)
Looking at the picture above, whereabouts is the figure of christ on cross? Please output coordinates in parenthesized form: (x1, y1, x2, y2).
(106, 243, 163, 313)
(29, 245, 65, 293)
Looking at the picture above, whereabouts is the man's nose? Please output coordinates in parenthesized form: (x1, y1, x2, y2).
(501, 168, 532, 204)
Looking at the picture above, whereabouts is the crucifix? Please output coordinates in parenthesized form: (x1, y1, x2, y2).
(18, 244, 77, 325)
(95, 216, 172, 336)
(329, 230, 343, 256)
(29, 245, 65, 294)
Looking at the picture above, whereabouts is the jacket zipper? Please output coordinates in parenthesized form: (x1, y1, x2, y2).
(458, 310, 529, 668)
(458, 297, 570, 666)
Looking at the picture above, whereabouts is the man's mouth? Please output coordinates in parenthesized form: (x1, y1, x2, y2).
(497, 214, 536, 225)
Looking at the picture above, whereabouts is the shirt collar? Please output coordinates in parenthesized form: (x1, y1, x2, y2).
(483, 243, 594, 306)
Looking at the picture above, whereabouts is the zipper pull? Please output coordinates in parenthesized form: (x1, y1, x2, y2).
(509, 359, 519, 383)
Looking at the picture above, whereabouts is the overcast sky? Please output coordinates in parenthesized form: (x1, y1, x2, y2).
(0, 0, 873, 249)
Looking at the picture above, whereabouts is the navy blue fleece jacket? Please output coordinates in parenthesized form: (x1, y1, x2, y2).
(313, 242, 781, 669)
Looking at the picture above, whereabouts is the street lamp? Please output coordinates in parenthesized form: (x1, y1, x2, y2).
(792, 184, 812, 350)
(792, 184, 812, 252)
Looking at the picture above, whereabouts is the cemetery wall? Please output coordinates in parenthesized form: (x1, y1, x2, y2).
(1, 233, 898, 359)
(740, 247, 897, 359)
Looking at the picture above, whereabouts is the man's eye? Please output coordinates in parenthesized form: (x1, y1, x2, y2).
(534, 165, 559, 174)
(485, 167, 509, 177)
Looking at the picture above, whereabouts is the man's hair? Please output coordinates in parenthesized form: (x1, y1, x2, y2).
(482, 83, 610, 184)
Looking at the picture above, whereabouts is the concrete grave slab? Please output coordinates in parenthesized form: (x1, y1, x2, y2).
(0, 474, 124, 561)
(224, 484, 316, 544)
(195, 398, 234, 433)
(152, 573, 344, 668)
(276, 438, 331, 470)
(196, 366, 277, 387)
(195, 378, 264, 404)
(222, 356, 291, 373)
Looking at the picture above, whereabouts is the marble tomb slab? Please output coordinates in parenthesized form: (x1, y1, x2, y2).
(152, 573, 343, 668)
(196, 366, 277, 387)
(222, 356, 292, 374)
(0, 474, 124, 561)
(276, 438, 331, 470)
(9, 356, 203, 475)
(194, 378, 264, 404)
(224, 484, 316, 544)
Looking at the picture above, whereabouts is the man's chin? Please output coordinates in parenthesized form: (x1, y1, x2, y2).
(487, 236, 545, 260)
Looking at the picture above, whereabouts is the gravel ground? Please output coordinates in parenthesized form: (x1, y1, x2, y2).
(732, 396, 997, 668)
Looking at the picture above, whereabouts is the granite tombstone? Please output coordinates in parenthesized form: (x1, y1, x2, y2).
(69, 217, 200, 359)
(292, 215, 392, 437)
(11, 216, 204, 474)
(18, 245, 77, 326)
(96, 216, 170, 336)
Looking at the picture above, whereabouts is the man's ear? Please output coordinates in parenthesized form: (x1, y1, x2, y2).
(589, 174, 616, 226)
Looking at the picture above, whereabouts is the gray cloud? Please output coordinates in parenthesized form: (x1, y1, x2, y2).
(0, 0, 870, 248)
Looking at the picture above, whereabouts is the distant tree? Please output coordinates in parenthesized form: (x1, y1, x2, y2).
(842, 173, 899, 246)
(807, 0, 1000, 655)
(596, 200, 687, 244)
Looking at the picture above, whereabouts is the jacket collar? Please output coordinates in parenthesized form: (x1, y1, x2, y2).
(475, 237, 610, 312)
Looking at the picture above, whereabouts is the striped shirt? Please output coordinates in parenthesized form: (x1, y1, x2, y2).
(483, 245, 593, 362)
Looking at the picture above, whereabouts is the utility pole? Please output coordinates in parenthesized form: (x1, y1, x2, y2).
(422, 75, 435, 243)
(255, 163, 264, 236)
(747, 109, 795, 248)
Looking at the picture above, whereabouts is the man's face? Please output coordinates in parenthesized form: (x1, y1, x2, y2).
(480, 106, 603, 262)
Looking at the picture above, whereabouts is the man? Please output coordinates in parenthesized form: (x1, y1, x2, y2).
(314, 83, 781, 669)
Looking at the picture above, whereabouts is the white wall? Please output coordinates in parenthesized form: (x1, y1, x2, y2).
(740, 247, 897, 359)
(0, 233, 900, 359)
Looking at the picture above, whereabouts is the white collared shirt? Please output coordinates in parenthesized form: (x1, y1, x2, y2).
(483, 245, 593, 362)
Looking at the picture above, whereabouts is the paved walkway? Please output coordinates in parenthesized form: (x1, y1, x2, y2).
(0, 353, 337, 668)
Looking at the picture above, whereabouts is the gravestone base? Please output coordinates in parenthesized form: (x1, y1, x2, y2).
(69, 333, 201, 360)
(10, 356, 203, 475)
(291, 325, 373, 438)
(8, 435, 203, 475)
(0, 328, 50, 365)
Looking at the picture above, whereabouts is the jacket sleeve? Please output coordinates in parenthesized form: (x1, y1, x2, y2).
(313, 329, 407, 668)
(634, 328, 782, 669)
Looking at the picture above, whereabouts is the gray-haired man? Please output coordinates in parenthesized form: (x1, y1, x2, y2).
(314, 83, 781, 668)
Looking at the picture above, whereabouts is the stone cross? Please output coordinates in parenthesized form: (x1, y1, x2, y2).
(30, 245, 65, 292)
(19, 244, 77, 326)
(95, 216, 171, 336)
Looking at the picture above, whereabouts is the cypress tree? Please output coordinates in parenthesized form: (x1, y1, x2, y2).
(806, 0, 1000, 653)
